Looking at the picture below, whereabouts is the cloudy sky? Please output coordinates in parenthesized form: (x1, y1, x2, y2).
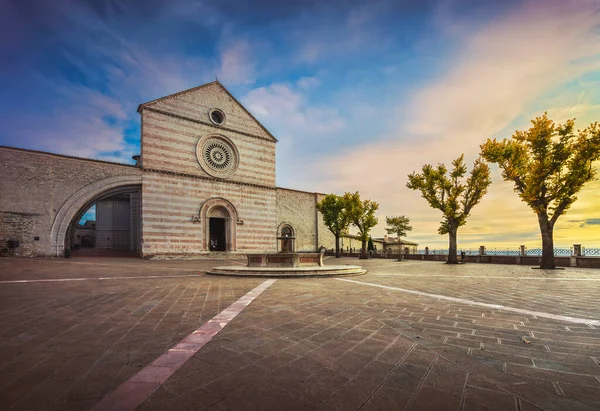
(2, 0, 600, 250)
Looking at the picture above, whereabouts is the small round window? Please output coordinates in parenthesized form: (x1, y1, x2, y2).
(209, 108, 225, 126)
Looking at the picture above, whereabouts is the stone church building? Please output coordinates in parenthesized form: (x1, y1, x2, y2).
(0, 81, 335, 258)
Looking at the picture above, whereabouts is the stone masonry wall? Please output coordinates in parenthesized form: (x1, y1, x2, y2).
(0, 212, 36, 256)
(276, 188, 317, 252)
(0, 147, 141, 256)
(276, 189, 335, 252)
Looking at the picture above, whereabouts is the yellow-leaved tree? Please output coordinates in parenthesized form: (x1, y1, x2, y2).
(481, 114, 600, 269)
(343, 192, 379, 260)
(407, 155, 491, 264)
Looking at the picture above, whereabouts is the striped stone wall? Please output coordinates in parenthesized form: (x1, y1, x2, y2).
(141, 172, 277, 258)
(144, 82, 273, 141)
(140, 83, 276, 188)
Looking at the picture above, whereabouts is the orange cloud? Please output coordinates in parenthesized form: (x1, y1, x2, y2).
(295, 0, 600, 249)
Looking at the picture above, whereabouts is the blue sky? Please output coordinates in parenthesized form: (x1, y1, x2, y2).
(2, 0, 600, 248)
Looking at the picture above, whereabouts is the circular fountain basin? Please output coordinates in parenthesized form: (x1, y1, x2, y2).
(206, 252, 366, 277)
(207, 264, 366, 277)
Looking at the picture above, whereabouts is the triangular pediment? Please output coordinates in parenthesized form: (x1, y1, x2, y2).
(138, 81, 277, 142)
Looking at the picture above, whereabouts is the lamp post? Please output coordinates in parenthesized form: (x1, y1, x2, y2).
(397, 237, 401, 262)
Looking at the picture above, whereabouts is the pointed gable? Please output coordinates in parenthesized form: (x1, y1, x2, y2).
(139, 81, 277, 187)
(138, 81, 277, 142)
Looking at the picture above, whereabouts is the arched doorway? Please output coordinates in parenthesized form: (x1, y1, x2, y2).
(50, 175, 143, 257)
(199, 198, 239, 252)
(208, 207, 228, 251)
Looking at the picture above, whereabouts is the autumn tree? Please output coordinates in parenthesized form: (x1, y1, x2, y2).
(407, 155, 491, 264)
(385, 215, 412, 261)
(343, 192, 379, 259)
(481, 114, 600, 269)
(316, 194, 351, 258)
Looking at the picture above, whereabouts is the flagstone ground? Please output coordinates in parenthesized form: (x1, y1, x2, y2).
(0, 257, 599, 410)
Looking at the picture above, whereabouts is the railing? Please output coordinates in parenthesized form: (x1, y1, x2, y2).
(414, 246, 599, 257)
(524, 248, 572, 256)
(583, 247, 600, 256)
(328, 246, 600, 258)
(416, 249, 450, 255)
(484, 248, 520, 256)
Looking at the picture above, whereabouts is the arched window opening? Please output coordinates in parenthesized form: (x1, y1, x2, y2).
(279, 224, 295, 253)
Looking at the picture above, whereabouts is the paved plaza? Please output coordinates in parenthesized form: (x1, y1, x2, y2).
(0, 257, 599, 411)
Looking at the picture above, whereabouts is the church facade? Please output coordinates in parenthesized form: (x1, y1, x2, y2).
(0, 81, 335, 258)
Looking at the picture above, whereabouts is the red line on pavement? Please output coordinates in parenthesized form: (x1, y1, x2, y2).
(91, 279, 276, 411)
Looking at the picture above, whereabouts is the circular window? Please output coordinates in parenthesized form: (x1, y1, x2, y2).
(196, 135, 239, 178)
(209, 108, 225, 126)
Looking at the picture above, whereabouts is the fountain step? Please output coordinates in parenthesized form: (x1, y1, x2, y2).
(206, 264, 366, 277)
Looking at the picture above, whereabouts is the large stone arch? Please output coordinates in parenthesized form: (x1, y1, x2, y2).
(199, 197, 239, 251)
(50, 175, 143, 256)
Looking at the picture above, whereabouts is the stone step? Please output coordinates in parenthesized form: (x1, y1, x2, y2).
(206, 265, 366, 277)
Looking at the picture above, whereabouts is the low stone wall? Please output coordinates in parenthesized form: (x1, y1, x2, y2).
(404, 254, 447, 262)
(324, 251, 406, 259)
(576, 257, 600, 268)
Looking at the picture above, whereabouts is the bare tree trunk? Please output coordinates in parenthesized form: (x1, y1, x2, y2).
(335, 234, 340, 258)
(360, 239, 368, 259)
(538, 213, 556, 269)
(447, 225, 459, 264)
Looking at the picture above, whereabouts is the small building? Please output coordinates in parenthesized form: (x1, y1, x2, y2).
(381, 236, 419, 255)
(335, 235, 418, 255)
(338, 234, 385, 254)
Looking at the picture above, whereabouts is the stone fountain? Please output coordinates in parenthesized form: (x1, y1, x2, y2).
(207, 233, 365, 277)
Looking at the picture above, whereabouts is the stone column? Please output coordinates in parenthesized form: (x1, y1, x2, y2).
(520, 245, 526, 256)
(571, 244, 581, 267)
(479, 245, 485, 255)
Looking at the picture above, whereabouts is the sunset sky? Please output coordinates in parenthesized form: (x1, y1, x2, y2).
(1, 0, 599, 250)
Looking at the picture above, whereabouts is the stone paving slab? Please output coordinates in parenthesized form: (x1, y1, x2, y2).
(0, 257, 599, 410)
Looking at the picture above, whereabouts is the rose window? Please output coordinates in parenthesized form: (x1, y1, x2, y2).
(196, 136, 238, 178)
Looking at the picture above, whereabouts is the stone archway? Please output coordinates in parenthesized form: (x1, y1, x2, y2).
(199, 198, 239, 251)
(278, 222, 295, 252)
(50, 175, 143, 257)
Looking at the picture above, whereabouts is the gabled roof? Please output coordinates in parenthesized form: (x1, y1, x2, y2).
(137, 80, 277, 142)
